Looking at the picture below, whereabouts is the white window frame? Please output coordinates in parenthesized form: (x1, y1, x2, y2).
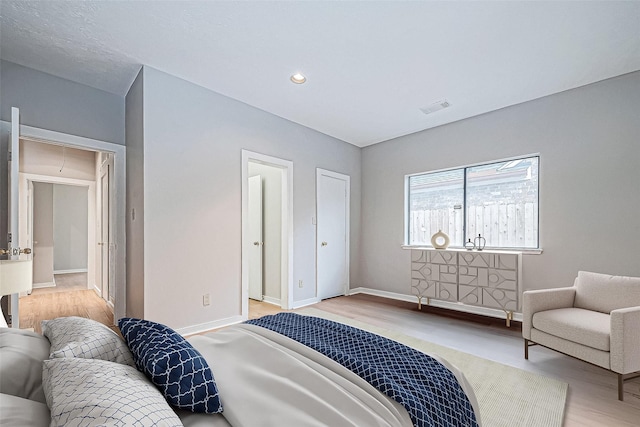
(404, 154, 541, 252)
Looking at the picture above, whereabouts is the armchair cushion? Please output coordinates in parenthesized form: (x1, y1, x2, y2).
(532, 308, 610, 351)
(521, 287, 576, 340)
(574, 271, 640, 314)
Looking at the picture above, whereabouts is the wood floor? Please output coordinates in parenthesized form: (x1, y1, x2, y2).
(16, 289, 640, 426)
(19, 273, 114, 334)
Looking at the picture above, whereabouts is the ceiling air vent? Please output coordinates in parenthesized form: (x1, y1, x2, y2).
(420, 100, 451, 115)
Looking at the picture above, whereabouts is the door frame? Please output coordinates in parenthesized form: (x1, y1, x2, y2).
(316, 168, 350, 299)
(99, 153, 115, 305)
(241, 150, 293, 318)
(2, 120, 126, 323)
(22, 175, 95, 289)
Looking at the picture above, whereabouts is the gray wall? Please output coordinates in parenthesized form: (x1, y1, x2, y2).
(139, 66, 361, 329)
(53, 184, 88, 272)
(125, 69, 145, 319)
(360, 71, 640, 296)
(0, 60, 125, 252)
(0, 60, 125, 144)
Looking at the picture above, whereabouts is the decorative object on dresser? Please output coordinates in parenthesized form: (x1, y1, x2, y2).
(473, 234, 486, 251)
(464, 239, 475, 250)
(430, 230, 450, 249)
(522, 271, 640, 401)
(411, 248, 521, 326)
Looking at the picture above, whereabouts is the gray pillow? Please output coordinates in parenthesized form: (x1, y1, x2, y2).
(0, 393, 50, 427)
(42, 316, 135, 366)
(0, 328, 51, 403)
(43, 358, 184, 427)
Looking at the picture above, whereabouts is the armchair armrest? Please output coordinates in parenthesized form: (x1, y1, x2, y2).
(610, 306, 640, 374)
(522, 287, 576, 339)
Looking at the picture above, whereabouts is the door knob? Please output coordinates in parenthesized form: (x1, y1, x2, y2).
(0, 247, 31, 255)
(321, 242, 328, 246)
(253, 241, 260, 246)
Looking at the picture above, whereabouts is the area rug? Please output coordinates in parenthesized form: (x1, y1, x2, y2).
(298, 307, 568, 427)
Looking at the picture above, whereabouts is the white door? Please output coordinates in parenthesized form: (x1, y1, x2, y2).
(316, 169, 350, 300)
(100, 160, 110, 300)
(7, 107, 30, 327)
(248, 175, 263, 301)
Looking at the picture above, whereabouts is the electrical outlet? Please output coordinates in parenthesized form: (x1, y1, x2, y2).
(298, 280, 304, 288)
(203, 293, 210, 306)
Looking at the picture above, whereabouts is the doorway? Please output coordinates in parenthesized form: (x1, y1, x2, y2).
(4, 110, 126, 324)
(248, 162, 284, 306)
(316, 168, 350, 300)
(29, 182, 91, 290)
(241, 150, 293, 319)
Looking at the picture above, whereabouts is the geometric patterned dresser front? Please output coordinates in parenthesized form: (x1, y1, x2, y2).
(411, 248, 522, 321)
(411, 250, 458, 302)
(458, 251, 520, 312)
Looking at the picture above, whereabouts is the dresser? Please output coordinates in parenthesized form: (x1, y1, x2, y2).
(410, 248, 522, 325)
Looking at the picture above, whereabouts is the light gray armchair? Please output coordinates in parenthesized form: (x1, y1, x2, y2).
(522, 271, 640, 400)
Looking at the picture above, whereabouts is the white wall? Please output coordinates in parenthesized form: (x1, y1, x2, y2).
(32, 182, 54, 285)
(53, 184, 88, 272)
(360, 71, 640, 297)
(137, 66, 361, 329)
(249, 162, 282, 301)
(125, 69, 145, 319)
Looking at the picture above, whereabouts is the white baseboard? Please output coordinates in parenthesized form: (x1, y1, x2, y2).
(177, 315, 244, 337)
(348, 287, 522, 322)
(262, 296, 281, 306)
(53, 269, 88, 275)
(32, 282, 56, 289)
(93, 285, 102, 296)
(292, 297, 320, 309)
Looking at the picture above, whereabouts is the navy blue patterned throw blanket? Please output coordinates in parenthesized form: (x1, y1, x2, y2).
(246, 313, 478, 427)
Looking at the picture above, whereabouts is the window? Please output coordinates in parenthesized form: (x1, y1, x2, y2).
(407, 156, 539, 249)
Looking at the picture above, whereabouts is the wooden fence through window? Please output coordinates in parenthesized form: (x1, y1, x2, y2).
(409, 202, 538, 248)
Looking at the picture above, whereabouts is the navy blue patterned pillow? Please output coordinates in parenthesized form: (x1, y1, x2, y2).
(118, 318, 223, 414)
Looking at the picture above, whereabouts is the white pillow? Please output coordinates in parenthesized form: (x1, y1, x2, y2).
(42, 316, 135, 366)
(43, 358, 183, 427)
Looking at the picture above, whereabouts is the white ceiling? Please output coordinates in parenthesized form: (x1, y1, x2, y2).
(1, 1, 639, 147)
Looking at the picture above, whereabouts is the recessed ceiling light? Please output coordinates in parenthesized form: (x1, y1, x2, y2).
(290, 73, 307, 84)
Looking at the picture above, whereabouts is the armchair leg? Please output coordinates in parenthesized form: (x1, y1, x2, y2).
(524, 339, 529, 360)
(618, 374, 623, 401)
(617, 372, 640, 401)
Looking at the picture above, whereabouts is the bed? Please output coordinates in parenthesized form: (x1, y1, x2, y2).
(0, 313, 480, 426)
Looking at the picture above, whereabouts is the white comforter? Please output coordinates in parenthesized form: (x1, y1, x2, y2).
(188, 324, 481, 427)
